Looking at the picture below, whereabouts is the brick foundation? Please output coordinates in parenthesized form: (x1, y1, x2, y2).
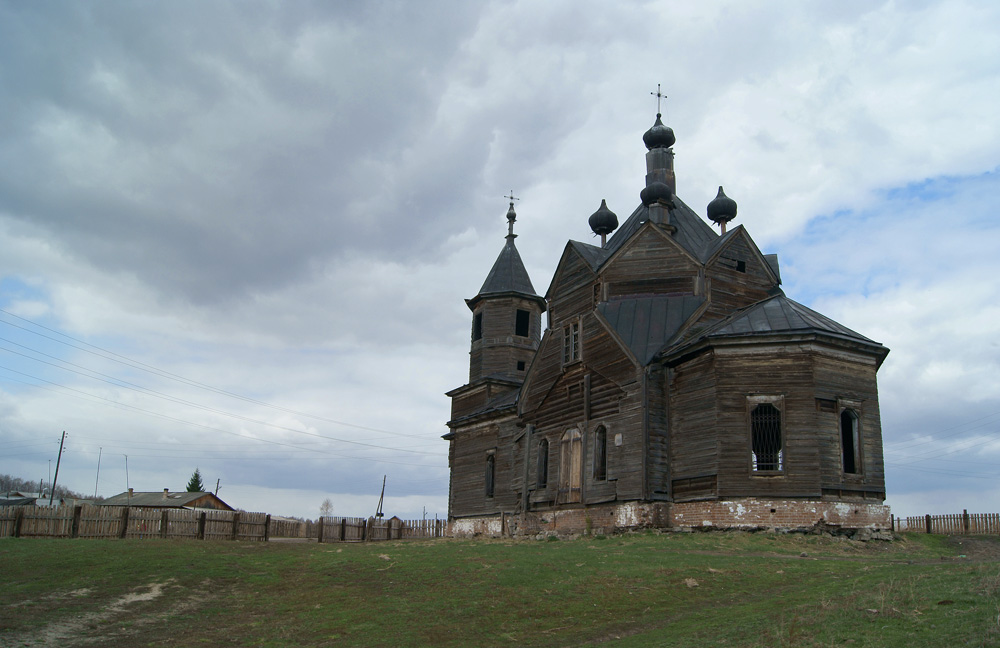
(450, 498, 891, 538)
(670, 498, 891, 531)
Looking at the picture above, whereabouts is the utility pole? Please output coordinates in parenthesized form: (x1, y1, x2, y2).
(375, 475, 386, 518)
(94, 447, 102, 498)
(215, 479, 220, 496)
(124, 454, 130, 505)
(49, 431, 66, 506)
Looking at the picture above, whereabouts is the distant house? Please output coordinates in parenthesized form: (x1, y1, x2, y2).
(99, 488, 234, 511)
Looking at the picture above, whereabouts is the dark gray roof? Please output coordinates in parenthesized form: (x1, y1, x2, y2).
(476, 236, 538, 298)
(599, 295, 706, 365)
(99, 491, 231, 509)
(597, 196, 722, 268)
(700, 294, 879, 345)
(567, 240, 607, 272)
(446, 387, 519, 427)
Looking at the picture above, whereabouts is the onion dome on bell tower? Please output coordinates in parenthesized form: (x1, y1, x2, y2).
(588, 199, 618, 248)
(707, 186, 738, 234)
(640, 85, 677, 229)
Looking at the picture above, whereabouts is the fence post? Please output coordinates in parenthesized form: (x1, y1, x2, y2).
(231, 512, 240, 541)
(963, 509, 970, 534)
(119, 508, 130, 539)
(318, 516, 324, 543)
(13, 507, 24, 538)
(72, 505, 83, 539)
(198, 512, 207, 540)
(160, 510, 170, 539)
(925, 514, 932, 534)
(264, 514, 271, 542)
(340, 518, 346, 541)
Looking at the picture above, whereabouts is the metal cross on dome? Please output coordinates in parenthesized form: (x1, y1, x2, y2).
(650, 84, 667, 115)
(504, 190, 520, 206)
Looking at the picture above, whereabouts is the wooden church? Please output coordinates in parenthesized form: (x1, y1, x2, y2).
(444, 109, 890, 536)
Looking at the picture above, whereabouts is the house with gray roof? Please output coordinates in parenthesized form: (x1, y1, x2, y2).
(445, 107, 890, 536)
(99, 488, 234, 511)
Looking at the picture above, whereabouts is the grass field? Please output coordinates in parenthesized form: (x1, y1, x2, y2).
(1, 531, 998, 647)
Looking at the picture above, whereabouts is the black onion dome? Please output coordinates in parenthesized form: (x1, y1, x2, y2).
(640, 181, 672, 207)
(642, 113, 676, 150)
(506, 202, 517, 223)
(588, 199, 619, 236)
(707, 186, 737, 224)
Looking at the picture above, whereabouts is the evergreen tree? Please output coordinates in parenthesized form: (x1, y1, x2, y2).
(186, 468, 205, 492)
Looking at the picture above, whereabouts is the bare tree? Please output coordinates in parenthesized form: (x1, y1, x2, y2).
(319, 498, 334, 517)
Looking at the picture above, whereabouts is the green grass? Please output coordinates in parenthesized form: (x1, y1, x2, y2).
(1, 532, 998, 647)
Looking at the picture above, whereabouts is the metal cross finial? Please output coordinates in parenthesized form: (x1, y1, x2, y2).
(650, 83, 667, 115)
(504, 190, 520, 207)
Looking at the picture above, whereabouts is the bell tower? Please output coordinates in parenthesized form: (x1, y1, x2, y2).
(465, 198, 546, 383)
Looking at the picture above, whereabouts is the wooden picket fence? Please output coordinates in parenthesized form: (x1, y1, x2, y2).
(317, 516, 446, 543)
(0, 504, 274, 542)
(900, 510, 1000, 535)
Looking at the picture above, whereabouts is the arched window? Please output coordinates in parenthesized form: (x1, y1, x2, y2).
(593, 426, 607, 481)
(537, 438, 549, 489)
(751, 403, 783, 471)
(484, 454, 495, 498)
(841, 409, 861, 474)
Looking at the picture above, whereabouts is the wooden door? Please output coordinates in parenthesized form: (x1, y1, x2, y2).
(559, 429, 582, 503)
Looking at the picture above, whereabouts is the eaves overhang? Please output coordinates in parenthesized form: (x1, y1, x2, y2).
(466, 290, 547, 312)
(657, 329, 890, 369)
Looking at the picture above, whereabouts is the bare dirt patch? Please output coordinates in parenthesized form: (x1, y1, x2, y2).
(946, 535, 1000, 561)
(1, 579, 216, 648)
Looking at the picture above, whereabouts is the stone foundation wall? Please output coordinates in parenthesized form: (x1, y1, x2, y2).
(449, 498, 891, 538)
(671, 498, 891, 530)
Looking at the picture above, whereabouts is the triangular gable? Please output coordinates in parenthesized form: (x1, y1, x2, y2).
(597, 295, 706, 365)
(543, 241, 598, 301)
(702, 225, 780, 286)
(598, 218, 704, 276)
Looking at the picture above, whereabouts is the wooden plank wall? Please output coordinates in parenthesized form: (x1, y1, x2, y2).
(712, 347, 823, 498)
(0, 505, 272, 541)
(317, 516, 447, 542)
(903, 511, 1000, 535)
(668, 351, 719, 500)
(702, 232, 776, 319)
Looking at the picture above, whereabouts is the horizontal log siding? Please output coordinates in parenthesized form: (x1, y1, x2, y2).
(469, 295, 542, 382)
(713, 345, 823, 498)
(447, 415, 521, 517)
(703, 233, 776, 318)
(646, 365, 670, 497)
(668, 351, 719, 500)
(547, 251, 596, 327)
(602, 228, 699, 298)
(811, 351, 886, 495)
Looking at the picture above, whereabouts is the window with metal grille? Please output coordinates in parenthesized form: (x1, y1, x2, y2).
(594, 426, 607, 480)
(841, 409, 861, 474)
(537, 438, 548, 488)
(515, 309, 530, 337)
(751, 403, 783, 471)
(562, 321, 580, 364)
(484, 454, 495, 498)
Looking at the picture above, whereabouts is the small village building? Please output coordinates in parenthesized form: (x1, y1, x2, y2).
(99, 488, 234, 511)
(445, 109, 890, 536)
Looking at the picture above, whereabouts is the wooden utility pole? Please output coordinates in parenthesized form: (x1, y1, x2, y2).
(375, 475, 386, 518)
(49, 431, 66, 506)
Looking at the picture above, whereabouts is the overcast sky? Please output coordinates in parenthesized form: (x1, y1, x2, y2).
(1, 0, 998, 522)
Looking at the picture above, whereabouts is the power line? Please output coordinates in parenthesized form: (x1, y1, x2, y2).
(0, 307, 431, 440)
(0, 365, 441, 468)
(0, 360, 438, 456)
